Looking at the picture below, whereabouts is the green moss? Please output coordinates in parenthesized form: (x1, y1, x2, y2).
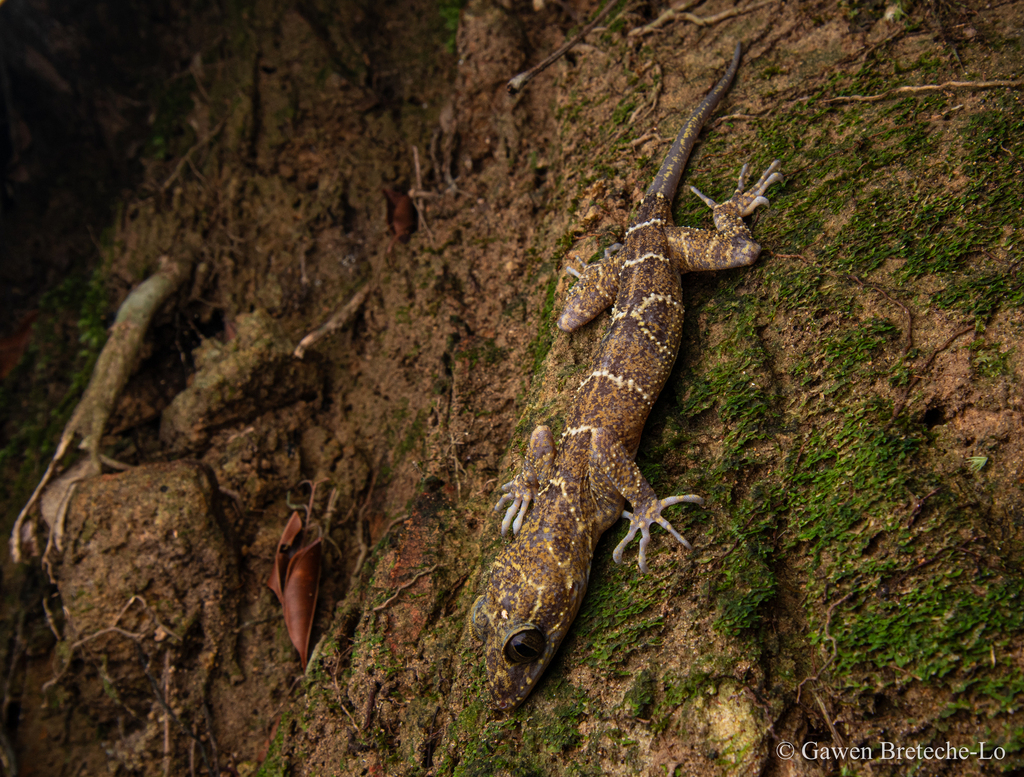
(819, 317, 899, 393)
(452, 714, 543, 777)
(610, 98, 637, 127)
(622, 669, 656, 718)
(255, 711, 290, 777)
(145, 78, 198, 161)
(970, 340, 1013, 379)
(458, 338, 507, 369)
(527, 272, 560, 375)
(572, 536, 679, 676)
(527, 686, 586, 753)
(713, 541, 776, 636)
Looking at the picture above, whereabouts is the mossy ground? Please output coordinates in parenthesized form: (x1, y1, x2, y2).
(431, 5, 1024, 776)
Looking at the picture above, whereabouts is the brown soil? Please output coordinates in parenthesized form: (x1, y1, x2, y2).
(2, 0, 1024, 775)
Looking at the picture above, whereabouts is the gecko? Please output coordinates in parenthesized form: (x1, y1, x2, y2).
(471, 42, 783, 711)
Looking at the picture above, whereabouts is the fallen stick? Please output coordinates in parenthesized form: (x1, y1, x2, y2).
(507, 0, 619, 95)
(293, 284, 371, 359)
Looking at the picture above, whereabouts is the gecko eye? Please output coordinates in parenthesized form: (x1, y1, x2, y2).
(504, 627, 545, 663)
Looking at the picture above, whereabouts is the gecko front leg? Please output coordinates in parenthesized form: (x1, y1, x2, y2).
(494, 425, 556, 535)
(666, 160, 784, 273)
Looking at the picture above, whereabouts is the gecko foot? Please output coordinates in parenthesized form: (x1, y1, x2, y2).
(565, 242, 624, 280)
(603, 242, 623, 260)
(494, 477, 535, 535)
(493, 425, 555, 535)
(690, 159, 784, 219)
(612, 494, 703, 574)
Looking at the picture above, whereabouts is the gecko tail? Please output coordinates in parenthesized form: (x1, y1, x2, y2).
(645, 42, 743, 201)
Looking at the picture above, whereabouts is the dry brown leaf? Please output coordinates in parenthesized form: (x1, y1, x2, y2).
(383, 187, 416, 253)
(267, 511, 322, 668)
(282, 539, 322, 669)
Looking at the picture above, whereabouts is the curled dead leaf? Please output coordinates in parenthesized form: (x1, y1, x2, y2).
(383, 187, 416, 253)
(267, 511, 304, 605)
(267, 511, 322, 668)
(282, 539, 322, 669)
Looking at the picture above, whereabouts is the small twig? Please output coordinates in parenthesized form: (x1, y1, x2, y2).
(136, 642, 217, 777)
(160, 117, 227, 193)
(449, 431, 468, 502)
(630, 130, 659, 149)
(348, 466, 380, 589)
(372, 565, 439, 612)
(361, 680, 379, 731)
(185, 154, 207, 187)
(628, 0, 699, 36)
(287, 478, 328, 523)
(41, 595, 182, 693)
(202, 703, 220, 777)
(322, 487, 340, 532)
(374, 515, 409, 549)
(293, 284, 371, 359)
(410, 145, 434, 241)
(339, 701, 360, 734)
(795, 592, 853, 704)
(189, 54, 210, 103)
(629, 0, 774, 38)
(349, 530, 369, 592)
(823, 79, 1024, 105)
(507, 0, 619, 95)
(907, 486, 941, 525)
(889, 325, 974, 422)
(42, 626, 145, 693)
(0, 727, 17, 777)
(41, 595, 62, 641)
(812, 688, 845, 749)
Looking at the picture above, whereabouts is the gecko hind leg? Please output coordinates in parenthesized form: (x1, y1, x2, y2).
(588, 427, 703, 573)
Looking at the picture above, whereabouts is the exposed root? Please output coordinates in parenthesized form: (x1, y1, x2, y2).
(11, 254, 196, 563)
(824, 79, 1024, 104)
(628, 0, 775, 38)
(372, 564, 438, 612)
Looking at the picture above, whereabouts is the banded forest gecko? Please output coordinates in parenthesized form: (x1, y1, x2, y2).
(472, 42, 783, 710)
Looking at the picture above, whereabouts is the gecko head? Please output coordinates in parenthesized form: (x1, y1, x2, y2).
(471, 543, 589, 711)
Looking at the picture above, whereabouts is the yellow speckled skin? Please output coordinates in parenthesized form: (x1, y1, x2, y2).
(472, 43, 784, 710)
